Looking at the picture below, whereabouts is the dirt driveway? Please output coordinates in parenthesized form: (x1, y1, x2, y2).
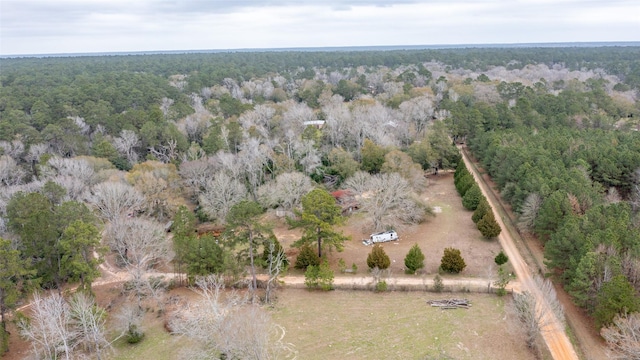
(461, 147, 579, 360)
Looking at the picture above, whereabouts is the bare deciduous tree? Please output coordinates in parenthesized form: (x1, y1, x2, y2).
(0, 155, 25, 186)
(239, 104, 276, 140)
(601, 312, 640, 360)
(69, 116, 91, 135)
(68, 292, 110, 360)
(179, 158, 214, 196)
(605, 187, 622, 204)
(631, 168, 640, 213)
(343, 171, 372, 196)
(198, 173, 247, 223)
(24, 143, 49, 165)
(170, 275, 297, 360)
(114, 302, 144, 345)
(85, 181, 145, 222)
(380, 149, 426, 192)
(293, 139, 321, 175)
(180, 111, 211, 141)
(126, 161, 184, 220)
(0, 140, 25, 160)
(399, 95, 434, 137)
(621, 253, 640, 293)
(222, 78, 243, 99)
(160, 97, 175, 117)
(148, 139, 179, 164)
(352, 102, 399, 148)
(517, 192, 542, 233)
(105, 217, 172, 306)
(321, 95, 352, 148)
(238, 138, 270, 200)
(512, 276, 565, 349)
(18, 292, 75, 360)
(281, 101, 314, 139)
(257, 171, 312, 211)
(114, 129, 140, 165)
(347, 172, 427, 231)
(212, 151, 244, 180)
(46, 157, 94, 183)
(264, 241, 287, 304)
(40, 157, 96, 200)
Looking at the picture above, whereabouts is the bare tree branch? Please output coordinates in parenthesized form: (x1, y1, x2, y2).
(601, 312, 640, 360)
(170, 275, 297, 359)
(85, 181, 145, 223)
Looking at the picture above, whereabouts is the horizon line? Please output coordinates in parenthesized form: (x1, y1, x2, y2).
(3, 41, 640, 59)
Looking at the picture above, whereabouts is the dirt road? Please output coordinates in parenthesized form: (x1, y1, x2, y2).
(281, 274, 521, 293)
(460, 147, 579, 360)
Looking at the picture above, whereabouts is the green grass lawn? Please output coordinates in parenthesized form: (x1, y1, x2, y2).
(111, 314, 183, 360)
(107, 289, 534, 360)
(271, 289, 535, 360)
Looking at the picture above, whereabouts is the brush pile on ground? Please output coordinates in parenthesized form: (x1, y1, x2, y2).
(427, 298, 471, 309)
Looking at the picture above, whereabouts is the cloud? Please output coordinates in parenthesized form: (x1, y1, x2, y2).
(1, 0, 638, 55)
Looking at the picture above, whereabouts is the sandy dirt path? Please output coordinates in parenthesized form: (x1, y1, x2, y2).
(460, 147, 579, 360)
(280, 274, 521, 292)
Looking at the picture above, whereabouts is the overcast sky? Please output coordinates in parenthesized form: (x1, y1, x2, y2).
(1, 0, 639, 55)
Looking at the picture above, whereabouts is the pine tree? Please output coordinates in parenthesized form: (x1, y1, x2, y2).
(289, 189, 349, 258)
(440, 247, 466, 273)
(472, 198, 490, 223)
(477, 211, 502, 238)
(462, 184, 483, 210)
(0, 238, 32, 355)
(494, 250, 509, 266)
(594, 275, 640, 328)
(295, 244, 320, 269)
(367, 244, 391, 270)
(455, 172, 474, 196)
(404, 244, 425, 274)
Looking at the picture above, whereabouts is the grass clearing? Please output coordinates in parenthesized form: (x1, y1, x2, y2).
(272, 289, 534, 360)
(111, 313, 183, 360)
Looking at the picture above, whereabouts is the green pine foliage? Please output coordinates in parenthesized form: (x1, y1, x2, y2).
(455, 172, 474, 197)
(0, 325, 7, 356)
(594, 275, 640, 328)
(462, 184, 483, 210)
(375, 281, 388, 292)
(454, 161, 468, 182)
(0, 238, 33, 356)
(472, 198, 490, 223)
(404, 244, 425, 274)
(361, 139, 388, 174)
(183, 234, 225, 280)
(477, 211, 502, 238)
(304, 260, 334, 291)
(290, 188, 349, 258)
(295, 244, 321, 269)
(494, 250, 509, 266)
(440, 247, 466, 274)
(367, 244, 391, 270)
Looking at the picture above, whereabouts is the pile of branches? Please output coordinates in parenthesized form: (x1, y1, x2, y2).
(427, 298, 471, 309)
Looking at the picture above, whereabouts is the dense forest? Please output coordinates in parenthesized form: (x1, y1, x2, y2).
(1, 46, 639, 358)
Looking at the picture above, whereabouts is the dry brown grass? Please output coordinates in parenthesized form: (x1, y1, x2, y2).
(272, 289, 535, 360)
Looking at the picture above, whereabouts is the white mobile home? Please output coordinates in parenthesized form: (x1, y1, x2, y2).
(362, 230, 398, 245)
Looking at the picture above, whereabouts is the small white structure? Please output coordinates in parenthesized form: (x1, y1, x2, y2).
(362, 230, 398, 245)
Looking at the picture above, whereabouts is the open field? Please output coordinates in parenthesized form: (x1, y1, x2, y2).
(272, 289, 535, 360)
(273, 172, 505, 278)
(4, 174, 525, 360)
(6, 286, 533, 360)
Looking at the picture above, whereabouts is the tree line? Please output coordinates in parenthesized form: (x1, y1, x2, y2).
(0, 45, 639, 357)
